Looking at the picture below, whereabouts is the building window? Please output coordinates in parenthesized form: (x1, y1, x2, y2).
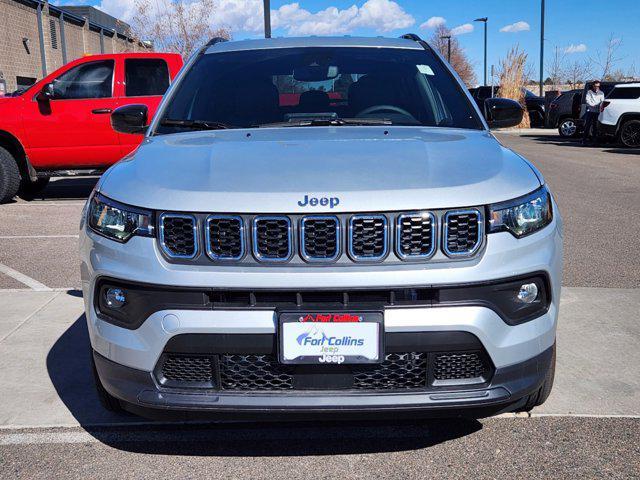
(16, 76, 37, 90)
(50, 19, 58, 50)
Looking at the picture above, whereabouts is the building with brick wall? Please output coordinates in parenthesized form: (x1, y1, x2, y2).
(0, 0, 144, 94)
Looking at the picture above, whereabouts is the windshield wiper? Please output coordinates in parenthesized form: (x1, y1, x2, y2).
(258, 117, 392, 128)
(160, 119, 230, 130)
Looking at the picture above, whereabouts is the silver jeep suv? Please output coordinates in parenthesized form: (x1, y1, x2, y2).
(80, 35, 562, 419)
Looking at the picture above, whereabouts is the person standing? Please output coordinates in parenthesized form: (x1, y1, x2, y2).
(582, 80, 605, 145)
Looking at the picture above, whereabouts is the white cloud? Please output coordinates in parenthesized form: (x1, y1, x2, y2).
(450, 23, 473, 36)
(499, 21, 530, 33)
(272, 0, 415, 35)
(98, 0, 415, 36)
(565, 43, 587, 53)
(419, 16, 446, 29)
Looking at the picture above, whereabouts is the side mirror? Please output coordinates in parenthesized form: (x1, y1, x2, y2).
(36, 83, 54, 102)
(484, 97, 524, 129)
(111, 104, 149, 135)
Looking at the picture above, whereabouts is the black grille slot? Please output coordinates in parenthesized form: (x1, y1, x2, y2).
(352, 352, 427, 390)
(397, 213, 435, 259)
(349, 215, 388, 260)
(433, 351, 489, 381)
(253, 217, 291, 260)
(206, 216, 244, 260)
(160, 214, 197, 258)
(220, 354, 294, 391)
(301, 216, 339, 261)
(444, 210, 482, 256)
(160, 355, 213, 386)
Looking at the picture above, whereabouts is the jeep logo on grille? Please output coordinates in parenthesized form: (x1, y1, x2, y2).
(297, 195, 340, 209)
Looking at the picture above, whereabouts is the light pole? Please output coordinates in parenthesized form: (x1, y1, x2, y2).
(474, 17, 488, 86)
(440, 35, 452, 62)
(539, 0, 545, 96)
(263, 0, 271, 38)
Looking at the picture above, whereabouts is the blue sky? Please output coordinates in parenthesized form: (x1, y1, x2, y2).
(90, 0, 640, 83)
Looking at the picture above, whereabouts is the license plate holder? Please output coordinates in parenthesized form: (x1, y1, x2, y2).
(278, 311, 384, 365)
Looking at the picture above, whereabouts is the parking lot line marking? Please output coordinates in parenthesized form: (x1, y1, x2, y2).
(0, 235, 79, 239)
(0, 262, 52, 291)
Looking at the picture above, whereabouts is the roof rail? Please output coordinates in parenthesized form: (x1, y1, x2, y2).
(400, 33, 423, 42)
(206, 37, 229, 47)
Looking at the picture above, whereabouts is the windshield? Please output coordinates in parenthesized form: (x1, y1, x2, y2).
(155, 47, 482, 134)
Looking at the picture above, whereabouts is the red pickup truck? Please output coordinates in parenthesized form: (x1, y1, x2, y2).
(0, 52, 182, 203)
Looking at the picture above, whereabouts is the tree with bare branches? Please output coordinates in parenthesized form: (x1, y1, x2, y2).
(590, 34, 624, 80)
(546, 46, 566, 89)
(564, 59, 591, 87)
(429, 25, 477, 87)
(128, 0, 230, 59)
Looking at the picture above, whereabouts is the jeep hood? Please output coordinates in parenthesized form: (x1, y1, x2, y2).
(99, 127, 541, 213)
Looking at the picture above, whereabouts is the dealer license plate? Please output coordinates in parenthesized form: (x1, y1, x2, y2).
(278, 311, 383, 365)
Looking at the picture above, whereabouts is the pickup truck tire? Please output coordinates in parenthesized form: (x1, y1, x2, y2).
(0, 146, 21, 204)
(516, 344, 556, 412)
(19, 176, 50, 200)
(619, 119, 640, 148)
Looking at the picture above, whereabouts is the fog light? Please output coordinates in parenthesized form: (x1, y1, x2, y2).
(105, 288, 126, 308)
(517, 283, 538, 304)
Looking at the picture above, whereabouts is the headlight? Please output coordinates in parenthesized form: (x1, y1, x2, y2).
(488, 185, 552, 238)
(88, 193, 154, 242)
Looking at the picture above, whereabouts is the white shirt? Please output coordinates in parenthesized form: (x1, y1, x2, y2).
(585, 89, 605, 112)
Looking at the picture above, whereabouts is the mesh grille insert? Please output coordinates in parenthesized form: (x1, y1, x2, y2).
(444, 211, 481, 256)
(220, 354, 294, 391)
(301, 217, 339, 261)
(433, 351, 488, 380)
(253, 217, 291, 260)
(352, 352, 428, 390)
(161, 355, 213, 383)
(160, 214, 197, 258)
(397, 213, 435, 258)
(349, 215, 388, 260)
(206, 216, 244, 260)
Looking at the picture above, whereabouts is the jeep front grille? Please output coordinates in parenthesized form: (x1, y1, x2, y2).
(157, 209, 485, 264)
(205, 215, 244, 260)
(159, 213, 197, 259)
(300, 216, 340, 262)
(396, 212, 436, 260)
(348, 214, 388, 261)
(252, 216, 292, 261)
(443, 209, 483, 257)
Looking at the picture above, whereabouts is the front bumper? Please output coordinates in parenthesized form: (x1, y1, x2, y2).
(94, 345, 554, 418)
(81, 209, 562, 416)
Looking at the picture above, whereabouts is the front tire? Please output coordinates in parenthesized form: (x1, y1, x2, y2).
(0, 146, 21, 204)
(619, 119, 640, 148)
(558, 118, 578, 138)
(516, 344, 556, 412)
(91, 352, 124, 412)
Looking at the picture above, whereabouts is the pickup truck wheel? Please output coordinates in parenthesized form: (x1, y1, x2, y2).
(0, 146, 21, 204)
(19, 176, 50, 199)
(515, 344, 556, 413)
(558, 118, 578, 137)
(619, 119, 640, 148)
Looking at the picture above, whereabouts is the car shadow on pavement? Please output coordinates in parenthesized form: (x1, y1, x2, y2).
(47, 315, 483, 456)
(22, 177, 99, 202)
(519, 134, 640, 153)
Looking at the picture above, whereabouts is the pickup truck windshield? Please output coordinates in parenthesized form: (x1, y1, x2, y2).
(155, 47, 482, 134)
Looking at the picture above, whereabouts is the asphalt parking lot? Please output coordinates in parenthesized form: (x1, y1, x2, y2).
(0, 131, 639, 478)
